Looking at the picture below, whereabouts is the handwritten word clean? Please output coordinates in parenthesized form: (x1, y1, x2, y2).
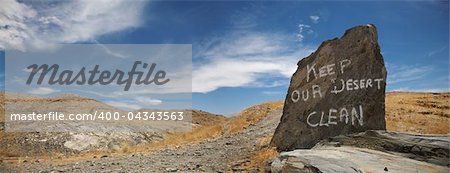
(306, 105, 364, 127)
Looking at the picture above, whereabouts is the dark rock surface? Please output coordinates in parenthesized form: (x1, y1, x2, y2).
(271, 24, 387, 151)
(269, 131, 450, 173)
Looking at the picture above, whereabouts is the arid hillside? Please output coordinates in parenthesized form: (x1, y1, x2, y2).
(0, 92, 449, 172)
(386, 92, 449, 134)
(0, 92, 225, 158)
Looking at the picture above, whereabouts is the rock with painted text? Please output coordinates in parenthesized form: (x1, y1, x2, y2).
(271, 24, 387, 151)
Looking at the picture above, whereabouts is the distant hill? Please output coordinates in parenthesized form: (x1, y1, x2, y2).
(191, 109, 227, 126)
(0, 92, 224, 157)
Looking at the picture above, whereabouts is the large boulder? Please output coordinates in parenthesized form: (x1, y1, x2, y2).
(271, 24, 387, 151)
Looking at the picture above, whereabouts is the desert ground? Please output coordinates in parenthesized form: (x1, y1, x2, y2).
(386, 92, 449, 134)
(0, 92, 449, 172)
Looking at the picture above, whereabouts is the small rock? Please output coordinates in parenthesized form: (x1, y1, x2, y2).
(231, 167, 245, 172)
(194, 151, 204, 156)
(270, 158, 283, 173)
(108, 143, 121, 151)
(165, 167, 178, 172)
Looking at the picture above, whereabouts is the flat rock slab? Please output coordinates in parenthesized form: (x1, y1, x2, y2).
(315, 130, 450, 166)
(272, 24, 387, 151)
(270, 131, 450, 173)
(272, 146, 448, 173)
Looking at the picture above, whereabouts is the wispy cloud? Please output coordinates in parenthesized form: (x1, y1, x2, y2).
(296, 24, 313, 42)
(94, 41, 128, 59)
(229, 5, 260, 30)
(103, 96, 163, 111)
(81, 90, 164, 110)
(104, 101, 141, 111)
(387, 64, 433, 84)
(193, 32, 315, 93)
(135, 97, 162, 106)
(427, 45, 448, 57)
(309, 15, 320, 24)
(28, 87, 59, 95)
(262, 91, 285, 95)
(0, 0, 147, 51)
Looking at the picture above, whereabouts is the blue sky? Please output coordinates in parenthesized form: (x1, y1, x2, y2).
(0, 1, 448, 115)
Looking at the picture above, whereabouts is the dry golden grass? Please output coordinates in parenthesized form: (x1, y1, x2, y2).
(129, 123, 225, 153)
(386, 92, 450, 134)
(236, 134, 279, 171)
(119, 101, 284, 155)
(0, 150, 20, 158)
(4, 101, 283, 165)
(191, 109, 226, 126)
(226, 101, 284, 134)
(247, 147, 279, 170)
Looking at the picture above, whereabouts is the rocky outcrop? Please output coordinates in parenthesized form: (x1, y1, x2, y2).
(269, 130, 450, 173)
(271, 24, 387, 151)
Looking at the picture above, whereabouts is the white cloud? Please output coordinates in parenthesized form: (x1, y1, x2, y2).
(309, 15, 320, 24)
(135, 97, 162, 106)
(28, 87, 59, 95)
(0, 0, 147, 51)
(193, 32, 315, 93)
(0, 0, 37, 51)
(104, 101, 141, 111)
(297, 24, 312, 42)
